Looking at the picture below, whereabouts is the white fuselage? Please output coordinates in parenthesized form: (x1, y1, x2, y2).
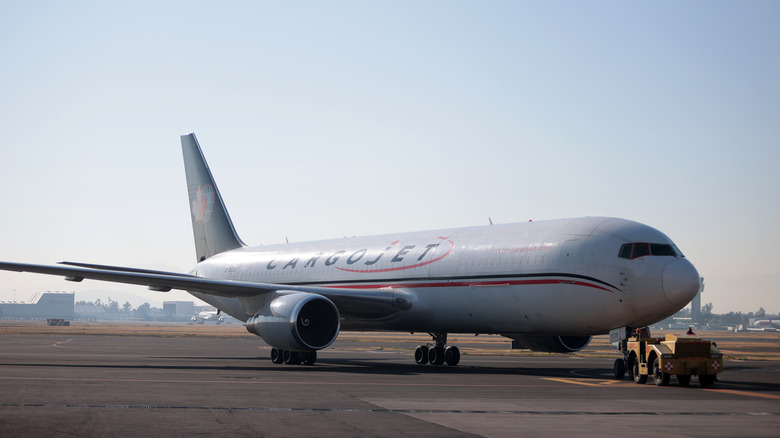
(188, 216, 699, 337)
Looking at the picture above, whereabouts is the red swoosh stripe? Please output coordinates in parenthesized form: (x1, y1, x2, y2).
(335, 238, 455, 274)
(325, 278, 613, 293)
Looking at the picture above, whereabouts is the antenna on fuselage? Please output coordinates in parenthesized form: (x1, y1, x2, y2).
(488, 217, 494, 226)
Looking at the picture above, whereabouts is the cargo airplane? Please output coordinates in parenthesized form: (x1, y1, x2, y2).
(752, 320, 780, 330)
(191, 310, 225, 324)
(0, 133, 701, 366)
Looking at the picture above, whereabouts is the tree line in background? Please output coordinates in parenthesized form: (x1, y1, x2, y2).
(698, 304, 773, 326)
(661, 304, 774, 328)
(76, 298, 153, 315)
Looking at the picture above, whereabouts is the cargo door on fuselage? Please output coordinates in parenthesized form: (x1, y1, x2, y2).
(559, 239, 583, 274)
(463, 243, 528, 334)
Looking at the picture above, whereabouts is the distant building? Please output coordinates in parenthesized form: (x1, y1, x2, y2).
(690, 277, 705, 323)
(0, 292, 75, 320)
(74, 303, 107, 320)
(163, 301, 195, 316)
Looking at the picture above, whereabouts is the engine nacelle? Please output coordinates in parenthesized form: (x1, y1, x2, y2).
(245, 292, 340, 351)
(507, 335, 592, 353)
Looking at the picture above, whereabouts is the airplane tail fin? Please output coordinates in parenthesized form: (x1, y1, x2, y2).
(181, 133, 245, 262)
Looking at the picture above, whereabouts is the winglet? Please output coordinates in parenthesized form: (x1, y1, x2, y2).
(181, 133, 245, 261)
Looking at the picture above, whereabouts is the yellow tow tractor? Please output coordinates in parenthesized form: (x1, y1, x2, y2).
(611, 327, 723, 387)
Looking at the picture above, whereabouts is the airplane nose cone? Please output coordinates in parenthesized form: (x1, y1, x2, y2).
(663, 259, 700, 306)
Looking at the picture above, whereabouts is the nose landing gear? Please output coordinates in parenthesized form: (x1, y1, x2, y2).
(414, 332, 460, 366)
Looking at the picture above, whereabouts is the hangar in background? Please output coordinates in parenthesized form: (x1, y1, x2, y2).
(0, 291, 74, 320)
(163, 301, 195, 316)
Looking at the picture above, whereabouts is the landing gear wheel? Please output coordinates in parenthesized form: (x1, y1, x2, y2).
(414, 345, 429, 364)
(302, 351, 317, 365)
(632, 358, 647, 384)
(416, 332, 460, 366)
(699, 375, 716, 388)
(270, 348, 284, 364)
(676, 375, 691, 387)
(652, 357, 670, 386)
(613, 358, 626, 380)
(284, 350, 303, 365)
(428, 346, 446, 365)
(444, 346, 460, 366)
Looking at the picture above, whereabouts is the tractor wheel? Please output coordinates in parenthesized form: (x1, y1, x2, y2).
(632, 358, 647, 384)
(652, 357, 670, 386)
(613, 358, 626, 380)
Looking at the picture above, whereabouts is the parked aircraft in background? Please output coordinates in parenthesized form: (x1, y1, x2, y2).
(191, 310, 225, 324)
(753, 320, 780, 330)
(0, 133, 701, 366)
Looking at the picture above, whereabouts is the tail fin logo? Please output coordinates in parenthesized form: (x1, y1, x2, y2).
(191, 184, 215, 223)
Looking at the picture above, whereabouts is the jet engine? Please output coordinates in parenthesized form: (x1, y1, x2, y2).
(245, 292, 340, 351)
(507, 335, 592, 353)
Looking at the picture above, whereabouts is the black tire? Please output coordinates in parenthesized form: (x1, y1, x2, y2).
(302, 351, 317, 365)
(444, 346, 460, 366)
(414, 345, 429, 364)
(652, 357, 670, 386)
(613, 358, 626, 380)
(676, 375, 691, 387)
(428, 346, 446, 365)
(632, 358, 647, 384)
(270, 348, 284, 364)
(284, 350, 303, 365)
(699, 375, 716, 388)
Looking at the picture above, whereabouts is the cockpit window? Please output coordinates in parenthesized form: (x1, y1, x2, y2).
(650, 244, 677, 256)
(632, 243, 650, 258)
(618, 242, 683, 259)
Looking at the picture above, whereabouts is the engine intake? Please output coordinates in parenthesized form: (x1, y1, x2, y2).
(245, 292, 340, 351)
(507, 335, 592, 353)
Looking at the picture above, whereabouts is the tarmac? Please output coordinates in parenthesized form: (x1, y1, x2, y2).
(1, 332, 779, 437)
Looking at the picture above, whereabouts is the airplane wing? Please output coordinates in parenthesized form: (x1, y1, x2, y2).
(0, 261, 412, 318)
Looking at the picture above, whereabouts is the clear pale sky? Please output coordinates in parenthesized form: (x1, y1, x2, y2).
(1, 2, 778, 313)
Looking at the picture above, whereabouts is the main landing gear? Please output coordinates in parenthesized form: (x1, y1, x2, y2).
(414, 332, 460, 366)
(270, 348, 317, 365)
